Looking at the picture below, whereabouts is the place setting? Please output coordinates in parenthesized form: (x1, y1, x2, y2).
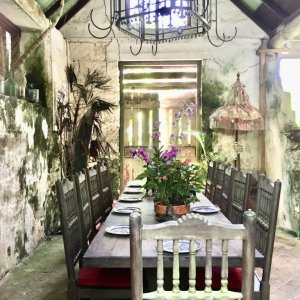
(105, 224, 130, 235)
(126, 179, 146, 188)
(112, 206, 141, 214)
(163, 240, 201, 253)
(118, 193, 144, 202)
(123, 187, 145, 194)
(191, 205, 221, 214)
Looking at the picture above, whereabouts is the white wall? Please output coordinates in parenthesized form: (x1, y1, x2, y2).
(61, 0, 266, 169)
(59, 0, 300, 233)
(0, 6, 67, 276)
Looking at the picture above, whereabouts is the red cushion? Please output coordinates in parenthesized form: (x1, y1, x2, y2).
(196, 267, 242, 291)
(78, 267, 131, 288)
(96, 222, 104, 231)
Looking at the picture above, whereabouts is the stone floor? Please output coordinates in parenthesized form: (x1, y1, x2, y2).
(0, 230, 300, 300)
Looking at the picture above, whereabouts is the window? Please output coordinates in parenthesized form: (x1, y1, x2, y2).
(0, 12, 20, 79)
(119, 61, 201, 187)
(280, 59, 300, 126)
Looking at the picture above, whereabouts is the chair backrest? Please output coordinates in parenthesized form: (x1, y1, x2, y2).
(56, 178, 85, 281)
(74, 169, 96, 243)
(220, 167, 237, 217)
(228, 170, 252, 224)
(255, 175, 281, 297)
(212, 163, 228, 206)
(97, 161, 113, 218)
(130, 210, 256, 300)
(204, 160, 217, 201)
(85, 164, 105, 226)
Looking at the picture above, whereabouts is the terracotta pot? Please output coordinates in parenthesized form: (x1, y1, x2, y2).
(154, 202, 190, 217)
(172, 204, 190, 216)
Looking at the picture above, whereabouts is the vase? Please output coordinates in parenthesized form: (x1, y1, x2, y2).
(154, 202, 190, 222)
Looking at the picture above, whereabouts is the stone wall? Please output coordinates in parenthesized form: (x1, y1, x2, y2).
(61, 0, 266, 173)
(0, 25, 67, 277)
(0, 96, 48, 277)
(59, 0, 300, 233)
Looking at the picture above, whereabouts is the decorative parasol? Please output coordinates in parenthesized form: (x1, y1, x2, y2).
(209, 73, 264, 170)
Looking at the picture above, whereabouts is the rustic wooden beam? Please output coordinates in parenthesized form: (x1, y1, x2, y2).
(122, 83, 196, 90)
(56, 0, 92, 29)
(258, 50, 266, 174)
(123, 72, 196, 80)
(261, 0, 288, 19)
(44, 0, 61, 18)
(269, 7, 300, 48)
(229, 0, 272, 35)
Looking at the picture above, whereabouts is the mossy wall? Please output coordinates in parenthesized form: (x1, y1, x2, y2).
(0, 95, 48, 278)
(0, 28, 67, 279)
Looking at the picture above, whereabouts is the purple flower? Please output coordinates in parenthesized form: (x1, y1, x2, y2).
(152, 130, 160, 141)
(138, 148, 151, 164)
(138, 148, 147, 157)
(130, 149, 137, 157)
(170, 133, 176, 141)
(175, 112, 181, 122)
(161, 152, 170, 161)
(178, 132, 186, 140)
(154, 120, 161, 129)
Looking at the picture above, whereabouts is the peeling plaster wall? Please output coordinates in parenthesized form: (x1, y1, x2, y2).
(0, 96, 48, 277)
(61, 0, 266, 172)
(59, 0, 300, 232)
(0, 24, 67, 277)
(264, 55, 300, 233)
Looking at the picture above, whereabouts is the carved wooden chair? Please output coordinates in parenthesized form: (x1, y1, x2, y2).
(211, 163, 228, 206)
(56, 178, 131, 300)
(219, 167, 237, 217)
(130, 211, 256, 300)
(85, 164, 105, 229)
(204, 160, 217, 201)
(74, 170, 96, 243)
(254, 175, 282, 300)
(97, 161, 113, 219)
(228, 170, 252, 224)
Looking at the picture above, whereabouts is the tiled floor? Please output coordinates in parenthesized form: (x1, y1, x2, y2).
(0, 230, 300, 299)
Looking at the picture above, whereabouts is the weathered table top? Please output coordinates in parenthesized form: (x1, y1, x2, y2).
(83, 193, 264, 268)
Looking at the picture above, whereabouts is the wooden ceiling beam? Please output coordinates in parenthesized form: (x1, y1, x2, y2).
(269, 7, 300, 48)
(229, 0, 272, 35)
(261, 0, 288, 19)
(44, 0, 61, 19)
(56, 0, 92, 29)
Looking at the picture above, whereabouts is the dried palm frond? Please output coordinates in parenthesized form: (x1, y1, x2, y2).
(85, 69, 111, 90)
(65, 64, 77, 92)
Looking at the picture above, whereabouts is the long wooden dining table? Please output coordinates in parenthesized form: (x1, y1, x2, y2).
(83, 193, 264, 269)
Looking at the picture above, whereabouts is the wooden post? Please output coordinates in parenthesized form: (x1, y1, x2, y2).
(242, 209, 256, 300)
(258, 49, 266, 173)
(130, 212, 143, 300)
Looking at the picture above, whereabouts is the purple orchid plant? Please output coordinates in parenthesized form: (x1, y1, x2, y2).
(130, 102, 204, 206)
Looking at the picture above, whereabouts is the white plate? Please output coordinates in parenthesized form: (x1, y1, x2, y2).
(118, 194, 144, 202)
(105, 225, 130, 235)
(123, 187, 145, 194)
(191, 205, 220, 214)
(112, 207, 141, 214)
(127, 180, 145, 188)
(163, 240, 201, 253)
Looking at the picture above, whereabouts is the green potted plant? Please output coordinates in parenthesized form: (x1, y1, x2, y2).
(130, 113, 205, 220)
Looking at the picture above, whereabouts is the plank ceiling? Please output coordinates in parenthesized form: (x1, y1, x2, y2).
(36, 0, 300, 40)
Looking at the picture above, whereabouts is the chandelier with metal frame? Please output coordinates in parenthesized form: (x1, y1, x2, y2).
(88, 0, 237, 56)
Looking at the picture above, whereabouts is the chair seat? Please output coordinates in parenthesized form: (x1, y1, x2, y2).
(196, 267, 242, 291)
(79, 267, 131, 288)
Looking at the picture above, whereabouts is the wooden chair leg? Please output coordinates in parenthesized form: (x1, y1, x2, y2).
(68, 281, 77, 300)
(260, 281, 270, 300)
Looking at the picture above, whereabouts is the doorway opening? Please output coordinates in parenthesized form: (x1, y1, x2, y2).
(280, 59, 300, 126)
(119, 61, 202, 188)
